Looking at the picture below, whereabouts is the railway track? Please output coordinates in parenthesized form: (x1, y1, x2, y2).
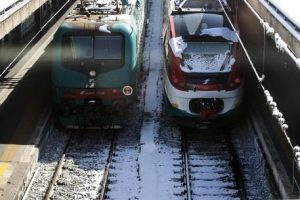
(182, 127, 247, 200)
(16, 0, 278, 199)
(23, 129, 117, 199)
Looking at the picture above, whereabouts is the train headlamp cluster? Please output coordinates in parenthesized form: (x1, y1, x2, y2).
(89, 70, 97, 77)
(122, 85, 133, 96)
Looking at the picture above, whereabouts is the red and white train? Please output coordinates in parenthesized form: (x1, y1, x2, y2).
(163, 0, 243, 124)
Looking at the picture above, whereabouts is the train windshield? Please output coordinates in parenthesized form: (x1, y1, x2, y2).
(180, 41, 234, 85)
(70, 36, 93, 59)
(62, 34, 124, 73)
(181, 42, 233, 73)
(94, 36, 123, 60)
(171, 13, 237, 84)
(173, 13, 231, 38)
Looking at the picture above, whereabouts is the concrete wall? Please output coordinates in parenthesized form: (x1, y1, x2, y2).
(246, 0, 300, 58)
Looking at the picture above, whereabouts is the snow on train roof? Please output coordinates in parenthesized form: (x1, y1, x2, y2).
(169, 37, 235, 73)
(180, 51, 235, 73)
(83, 0, 138, 11)
(85, 0, 137, 6)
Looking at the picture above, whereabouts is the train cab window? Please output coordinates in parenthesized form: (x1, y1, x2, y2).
(94, 35, 124, 72)
(173, 13, 226, 37)
(183, 42, 231, 55)
(61, 34, 124, 73)
(71, 36, 93, 59)
(62, 36, 93, 62)
(94, 36, 123, 60)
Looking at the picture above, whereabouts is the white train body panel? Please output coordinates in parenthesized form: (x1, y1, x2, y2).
(164, 66, 243, 116)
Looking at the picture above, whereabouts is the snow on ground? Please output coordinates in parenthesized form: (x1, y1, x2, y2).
(26, 129, 69, 199)
(105, 103, 143, 199)
(138, 0, 185, 199)
(138, 0, 166, 198)
(106, 0, 186, 198)
(52, 134, 112, 200)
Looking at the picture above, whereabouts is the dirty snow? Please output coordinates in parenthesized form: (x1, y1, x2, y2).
(26, 129, 69, 199)
(186, 132, 240, 199)
(51, 134, 112, 200)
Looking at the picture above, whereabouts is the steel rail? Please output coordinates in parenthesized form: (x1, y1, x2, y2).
(43, 133, 73, 200)
(224, 129, 247, 200)
(21, 109, 54, 200)
(99, 131, 117, 200)
(181, 131, 191, 200)
(181, 127, 247, 199)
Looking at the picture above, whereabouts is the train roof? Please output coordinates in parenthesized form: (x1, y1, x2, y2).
(60, 0, 138, 31)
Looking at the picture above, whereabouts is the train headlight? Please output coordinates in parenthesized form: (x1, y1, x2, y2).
(122, 86, 133, 96)
(89, 70, 96, 77)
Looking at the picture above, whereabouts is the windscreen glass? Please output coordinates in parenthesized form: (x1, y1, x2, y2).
(61, 33, 125, 73)
(71, 36, 93, 59)
(94, 36, 123, 60)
